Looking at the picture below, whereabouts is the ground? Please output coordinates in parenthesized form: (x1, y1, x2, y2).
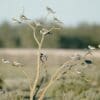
(0, 49, 100, 100)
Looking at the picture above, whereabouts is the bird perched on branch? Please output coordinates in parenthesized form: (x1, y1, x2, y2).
(70, 54, 81, 61)
(46, 6, 56, 14)
(84, 59, 92, 64)
(12, 18, 22, 24)
(53, 17, 63, 24)
(88, 45, 95, 50)
(40, 28, 52, 35)
(40, 53, 47, 63)
(20, 14, 30, 20)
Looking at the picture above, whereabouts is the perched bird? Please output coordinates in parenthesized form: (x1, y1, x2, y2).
(1, 58, 10, 64)
(12, 61, 23, 67)
(70, 54, 81, 60)
(84, 59, 92, 64)
(53, 17, 63, 24)
(35, 21, 41, 27)
(46, 6, 56, 14)
(0, 89, 5, 94)
(40, 28, 52, 35)
(88, 45, 95, 50)
(20, 14, 30, 20)
(40, 53, 47, 63)
(98, 44, 100, 48)
(12, 18, 22, 24)
(76, 70, 81, 74)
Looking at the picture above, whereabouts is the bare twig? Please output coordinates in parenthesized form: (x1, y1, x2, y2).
(21, 68, 32, 90)
(25, 22, 40, 46)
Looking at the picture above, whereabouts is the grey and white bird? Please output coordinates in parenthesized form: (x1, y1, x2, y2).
(46, 6, 56, 14)
(98, 44, 100, 48)
(53, 17, 63, 24)
(0, 89, 5, 94)
(1, 58, 10, 64)
(88, 45, 95, 50)
(76, 70, 81, 74)
(70, 54, 81, 61)
(20, 14, 30, 20)
(12, 18, 22, 24)
(35, 21, 41, 26)
(40, 28, 51, 35)
(40, 53, 47, 63)
(12, 61, 23, 67)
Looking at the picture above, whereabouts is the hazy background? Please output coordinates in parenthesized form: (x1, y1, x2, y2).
(0, 1, 100, 100)
(0, 0, 100, 25)
(0, 0, 100, 48)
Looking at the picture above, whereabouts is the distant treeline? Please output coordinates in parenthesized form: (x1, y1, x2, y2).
(0, 21, 100, 48)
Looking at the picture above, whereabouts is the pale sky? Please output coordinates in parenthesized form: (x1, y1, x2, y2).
(0, 0, 100, 26)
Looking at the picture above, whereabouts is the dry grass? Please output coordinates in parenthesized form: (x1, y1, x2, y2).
(0, 49, 100, 100)
(0, 49, 100, 79)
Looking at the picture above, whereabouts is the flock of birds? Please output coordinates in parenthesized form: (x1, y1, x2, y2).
(0, 52, 47, 67)
(12, 6, 63, 37)
(1, 44, 99, 66)
(68, 44, 100, 66)
(12, 6, 63, 25)
(0, 58, 23, 67)
(46, 6, 63, 24)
